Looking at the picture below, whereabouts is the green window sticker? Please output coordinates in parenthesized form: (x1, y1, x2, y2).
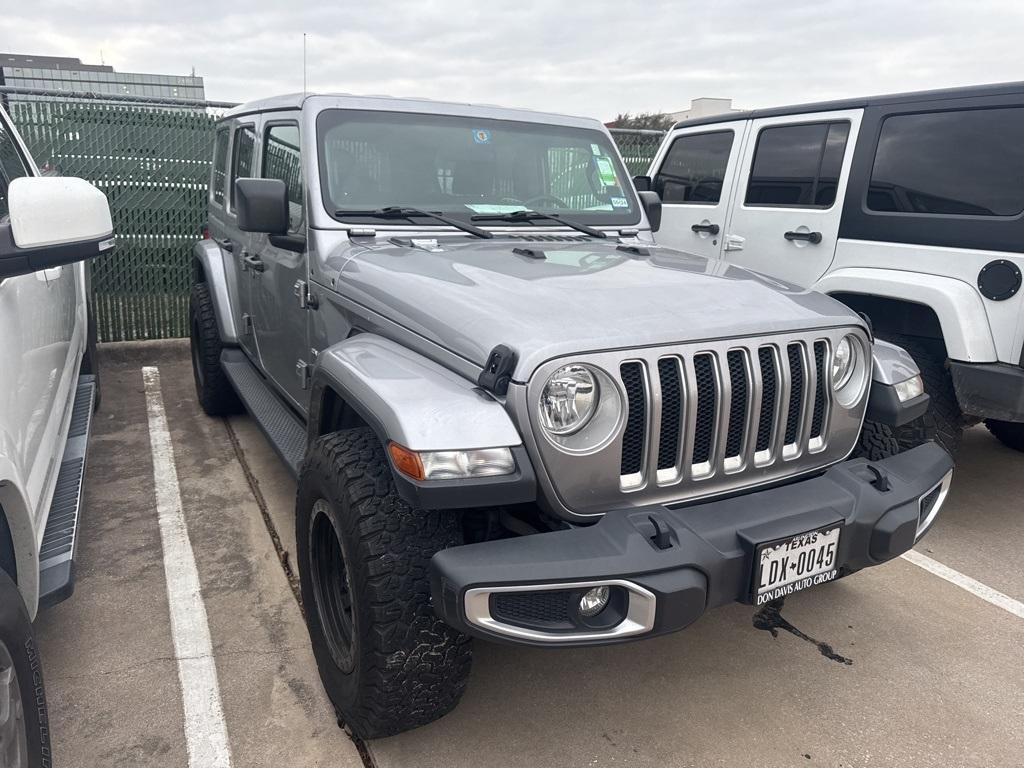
(594, 156, 618, 187)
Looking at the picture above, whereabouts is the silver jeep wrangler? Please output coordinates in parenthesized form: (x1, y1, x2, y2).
(190, 93, 954, 738)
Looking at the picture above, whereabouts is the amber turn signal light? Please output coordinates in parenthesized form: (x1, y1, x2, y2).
(388, 441, 425, 480)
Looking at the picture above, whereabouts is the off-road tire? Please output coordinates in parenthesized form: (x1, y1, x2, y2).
(0, 569, 52, 767)
(189, 282, 241, 416)
(985, 419, 1024, 452)
(876, 333, 963, 457)
(296, 428, 472, 739)
(852, 420, 900, 461)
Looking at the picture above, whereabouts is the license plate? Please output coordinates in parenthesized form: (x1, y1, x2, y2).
(753, 525, 841, 605)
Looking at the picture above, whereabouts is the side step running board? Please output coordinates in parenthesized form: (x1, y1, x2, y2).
(39, 374, 96, 608)
(220, 348, 307, 476)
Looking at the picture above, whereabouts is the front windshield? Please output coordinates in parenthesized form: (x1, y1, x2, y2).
(317, 109, 640, 227)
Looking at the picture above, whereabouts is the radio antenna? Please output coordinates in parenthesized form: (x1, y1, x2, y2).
(303, 33, 307, 97)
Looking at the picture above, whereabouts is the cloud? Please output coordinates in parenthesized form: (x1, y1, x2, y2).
(1, 0, 1022, 120)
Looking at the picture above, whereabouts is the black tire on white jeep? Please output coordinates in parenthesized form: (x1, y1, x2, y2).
(0, 569, 52, 767)
(984, 419, 1024, 452)
(876, 333, 963, 457)
(296, 428, 472, 739)
(189, 282, 242, 416)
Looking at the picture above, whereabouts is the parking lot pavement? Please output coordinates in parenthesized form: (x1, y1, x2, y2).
(35, 342, 361, 768)
(34, 342, 1024, 767)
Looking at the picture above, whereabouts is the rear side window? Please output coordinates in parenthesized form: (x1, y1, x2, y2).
(655, 131, 733, 204)
(211, 127, 230, 206)
(867, 108, 1024, 216)
(262, 123, 304, 231)
(230, 125, 257, 209)
(0, 120, 29, 218)
(745, 122, 850, 208)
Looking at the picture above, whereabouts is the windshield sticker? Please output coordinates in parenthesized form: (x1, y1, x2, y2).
(590, 143, 602, 156)
(473, 129, 492, 144)
(464, 204, 526, 214)
(610, 196, 629, 208)
(595, 156, 619, 187)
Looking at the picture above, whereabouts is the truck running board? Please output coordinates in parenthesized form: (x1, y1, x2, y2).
(220, 348, 307, 476)
(39, 374, 97, 608)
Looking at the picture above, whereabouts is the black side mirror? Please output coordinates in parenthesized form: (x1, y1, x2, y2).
(633, 175, 652, 193)
(235, 178, 288, 235)
(638, 190, 662, 233)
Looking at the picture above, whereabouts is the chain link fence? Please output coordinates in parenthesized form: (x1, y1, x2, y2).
(3, 87, 665, 341)
(4, 87, 235, 341)
(609, 128, 665, 175)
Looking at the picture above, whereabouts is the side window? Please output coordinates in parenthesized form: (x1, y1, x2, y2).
(0, 120, 29, 218)
(654, 131, 733, 204)
(229, 124, 256, 210)
(211, 127, 230, 207)
(262, 124, 304, 231)
(745, 122, 850, 208)
(868, 108, 1024, 216)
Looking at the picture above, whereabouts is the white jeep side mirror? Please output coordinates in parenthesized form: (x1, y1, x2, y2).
(1, 176, 115, 279)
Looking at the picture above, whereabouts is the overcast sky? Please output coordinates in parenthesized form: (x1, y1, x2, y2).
(2, 0, 1022, 119)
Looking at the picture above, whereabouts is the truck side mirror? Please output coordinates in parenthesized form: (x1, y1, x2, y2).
(633, 175, 652, 192)
(235, 178, 288, 235)
(638, 190, 662, 233)
(0, 177, 115, 280)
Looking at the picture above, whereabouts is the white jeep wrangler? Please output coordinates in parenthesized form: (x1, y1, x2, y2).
(646, 82, 1024, 456)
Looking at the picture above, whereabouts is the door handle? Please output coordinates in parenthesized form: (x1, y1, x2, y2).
(784, 230, 823, 245)
(243, 253, 265, 273)
(216, 237, 234, 253)
(691, 223, 720, 235)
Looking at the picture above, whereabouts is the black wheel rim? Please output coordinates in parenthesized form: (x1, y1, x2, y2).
(309, 499, 356, 673)
(190, 317, 205, 392)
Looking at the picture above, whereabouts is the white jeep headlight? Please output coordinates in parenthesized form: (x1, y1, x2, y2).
(539, 364, 599, 435)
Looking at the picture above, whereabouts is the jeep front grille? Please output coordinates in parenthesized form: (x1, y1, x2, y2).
(620, 338, 834, 487)
(523, 328, 870, 517)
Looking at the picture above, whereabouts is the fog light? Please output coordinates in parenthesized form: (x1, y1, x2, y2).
(578, 585, 611, 617)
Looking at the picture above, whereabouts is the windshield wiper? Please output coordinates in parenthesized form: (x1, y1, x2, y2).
(469, 210, 608, 239)
(334, 206, 492, 239)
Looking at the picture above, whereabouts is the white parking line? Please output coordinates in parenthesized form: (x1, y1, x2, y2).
(143, 367, 233, 768)
(902, 549, 1024, 620)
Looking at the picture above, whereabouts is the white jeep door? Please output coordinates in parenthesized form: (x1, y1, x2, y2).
(648, 121, 747, 260)
(722, 109, 862, 286)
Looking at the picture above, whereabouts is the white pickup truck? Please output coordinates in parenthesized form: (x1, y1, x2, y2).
(0, 103, 114, 763)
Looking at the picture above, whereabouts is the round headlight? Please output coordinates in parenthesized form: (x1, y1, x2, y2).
(831, 335, 857, 390)
(539, 365, 599, 435)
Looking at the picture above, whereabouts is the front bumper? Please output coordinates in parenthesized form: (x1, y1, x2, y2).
(430, 443, 954, 647)
(950, 361, 1024, 421)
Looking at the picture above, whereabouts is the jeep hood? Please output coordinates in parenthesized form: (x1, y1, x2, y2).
(316, 236, 864, 381)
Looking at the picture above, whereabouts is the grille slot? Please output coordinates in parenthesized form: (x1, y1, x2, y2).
(810, 341, 828, 439)
(620, 362, 646, 477)
(692, 355, 717, 465)
(784, 343, 805, 445)
(657, 358, 682, 471)
(756, 347, 777, 452)
(725, 350, 748, 458)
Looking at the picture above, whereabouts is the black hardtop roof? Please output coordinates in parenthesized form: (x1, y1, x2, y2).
(671, 81, 1024, 130)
